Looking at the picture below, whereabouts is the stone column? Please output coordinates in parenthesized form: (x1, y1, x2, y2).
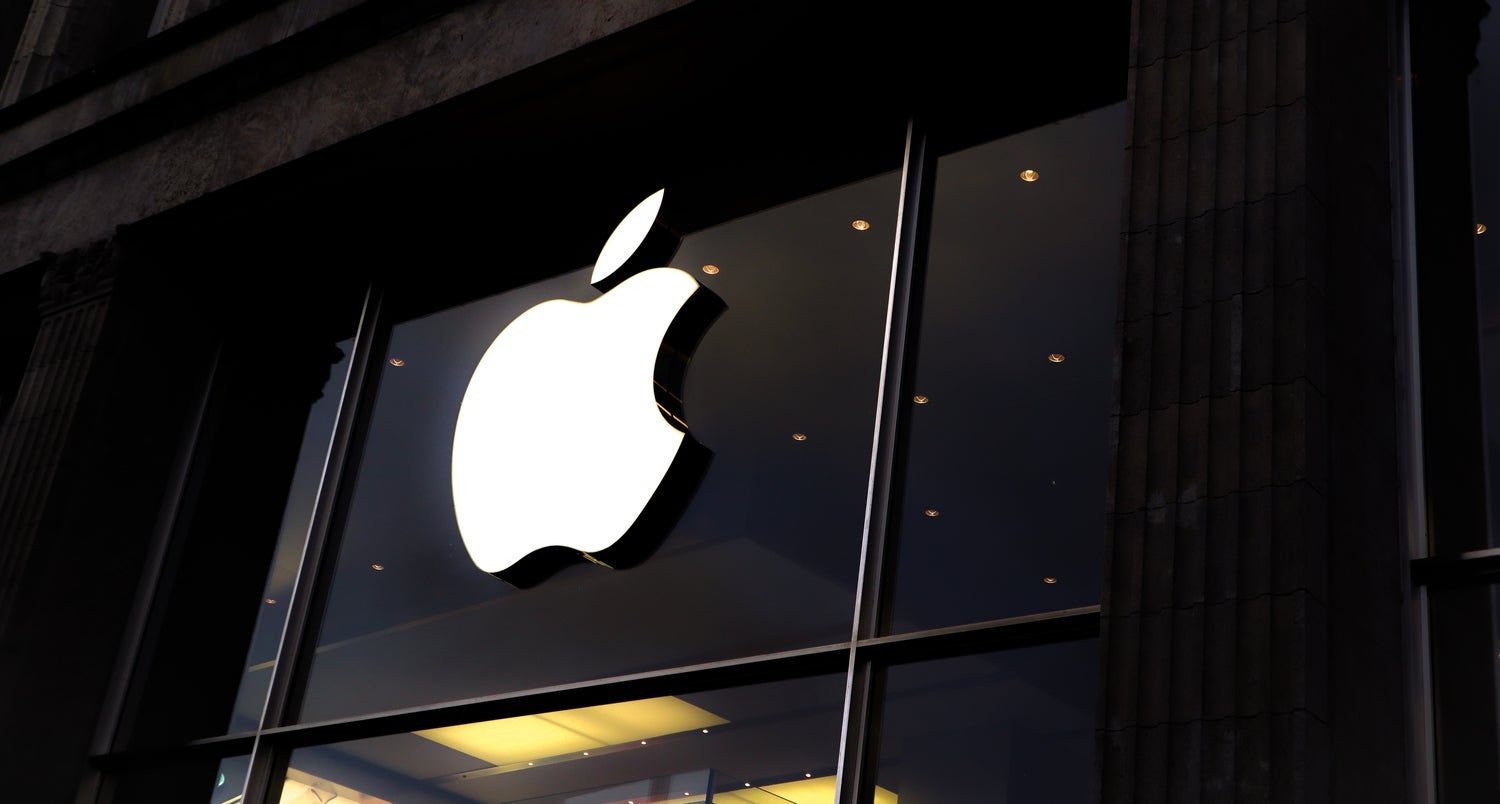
(0, 239, 117, 639)
(1099, 1, 1406, 801)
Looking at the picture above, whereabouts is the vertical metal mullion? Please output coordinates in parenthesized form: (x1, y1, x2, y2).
(836, 117, 936, 804)
(1390, 1, 1436, 801)
(241, 283, 387, 804)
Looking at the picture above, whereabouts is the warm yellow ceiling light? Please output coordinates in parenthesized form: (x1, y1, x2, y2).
(851, 219, 871, 231)
(415, 697, 727, 768)
(279, 768, 392, 804)
(1020, 169, 1039, 182)
(679, 775, 897, 804)
(1479, 223, 1489, 235)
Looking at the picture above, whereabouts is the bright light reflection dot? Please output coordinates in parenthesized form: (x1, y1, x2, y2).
(1479, 223, 1489, 235)
(702, 729, 710, 733)
(702, 264, 720, 275)
(851, 219, 871, 231)
(805, 773, 813, 778)
(582, 752, 589, 756)
(792, 432, 808, 442)
(1020, 169, 1040, 182)
(388, 358, 405, 367)
(371, 563, 385, 571)
(1044, 577, 1059, 584)
(264, 598, 276, 604)
(1048, 353, 1066, 363)
(924, 509, 940, 517)
(641, 740, 647, 745)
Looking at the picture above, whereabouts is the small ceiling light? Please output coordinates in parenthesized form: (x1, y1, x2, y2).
(744, 783, 751, 788)
(913, 394, 930, 404)
(1044, 576, 1059, 584)
(805, 773, 813, 778)
(702, 264, 720, 275)
(582, 752, 589, 756)
(388, 358, 405, 367)
(641, 740, 648, 745)
(924, 509, 940, 517)
(265, 598, 276, 605)
(1479, 223, 1489, 235)
(1047, 353, 1066, 363)
(792, 433, 808, 441)
(371, 563, 385, 571)
(702, 729, 710, 733)
(1020, 169, 1040, 182)
(528, 763, 534, 767)
(851, 219, 871, 231)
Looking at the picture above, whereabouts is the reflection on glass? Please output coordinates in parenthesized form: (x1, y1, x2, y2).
(300, 173, 900, 722)
(874, 640, 1098, 802)
(227, 343, 353, 734)
(209, 755, 250, 804)
(888, 103, 1126, 632)
(283, 674, 846, 803)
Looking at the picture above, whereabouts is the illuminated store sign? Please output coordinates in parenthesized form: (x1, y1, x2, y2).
(451, 190, 722, 586)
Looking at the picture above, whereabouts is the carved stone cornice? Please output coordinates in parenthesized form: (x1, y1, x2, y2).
(36, 237, 119, 316)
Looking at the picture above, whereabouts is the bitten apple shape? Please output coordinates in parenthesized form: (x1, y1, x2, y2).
(451, 190, 720, 587)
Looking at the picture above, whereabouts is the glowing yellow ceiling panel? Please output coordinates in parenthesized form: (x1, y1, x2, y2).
(415, 696, 728, 767)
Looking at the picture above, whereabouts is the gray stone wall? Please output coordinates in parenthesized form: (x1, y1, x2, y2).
(1100, 0, 1408, 801)
(0, 0, 690, 276)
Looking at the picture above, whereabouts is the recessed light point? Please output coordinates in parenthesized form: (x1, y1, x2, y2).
(388, 358, 405, 367)
(924, 509, 940, 517)
(792, 433, 808, 441)
(1047, 353, 1066, 363)
(702, 264, 720, 275)
(1479, 223, 1489, 235)
(1044, 576, 1059, 584)
(913, 394, 930, 404)
(582, 752, 589, 756)
(702, 728, 710, 733)
(851, 219, 871, 231)
(265, 598, 276, 604)
(1020, 169, 1040, 182)
(805, 773, 813, 778)
(371, 563, 385, 571)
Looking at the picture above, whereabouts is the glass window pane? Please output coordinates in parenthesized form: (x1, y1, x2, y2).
(299, 172, 901, 722)
(887, 103, 1127, 632)
(283, 674, 845, 804)
(1427, 583, 1500, 802)
(873, 639, 1099, 802)
(227, 340, 354, 734)
(101, 753, 248, 804)
(1472, 9, 1500, 548)
(119, 321, 360, 747)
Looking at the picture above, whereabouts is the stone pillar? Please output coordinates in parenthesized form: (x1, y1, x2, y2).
(0, 240, 117, 639)
(1099, 1, 1406, 801)
(0, 234, 213, 802)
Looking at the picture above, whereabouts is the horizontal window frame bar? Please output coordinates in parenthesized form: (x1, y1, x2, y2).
(1411, 549, 1500, 586)
(89, 606, 1101, 764)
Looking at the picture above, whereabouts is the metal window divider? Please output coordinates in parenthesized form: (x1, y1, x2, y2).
(835, 115, 936, 804)
(241, 283, 388, 804)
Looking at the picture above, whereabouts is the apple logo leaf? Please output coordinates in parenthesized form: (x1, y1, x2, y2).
(451, 189, 724, 588)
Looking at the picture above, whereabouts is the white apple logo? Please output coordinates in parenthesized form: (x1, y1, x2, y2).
(451, 190, 722, 587)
